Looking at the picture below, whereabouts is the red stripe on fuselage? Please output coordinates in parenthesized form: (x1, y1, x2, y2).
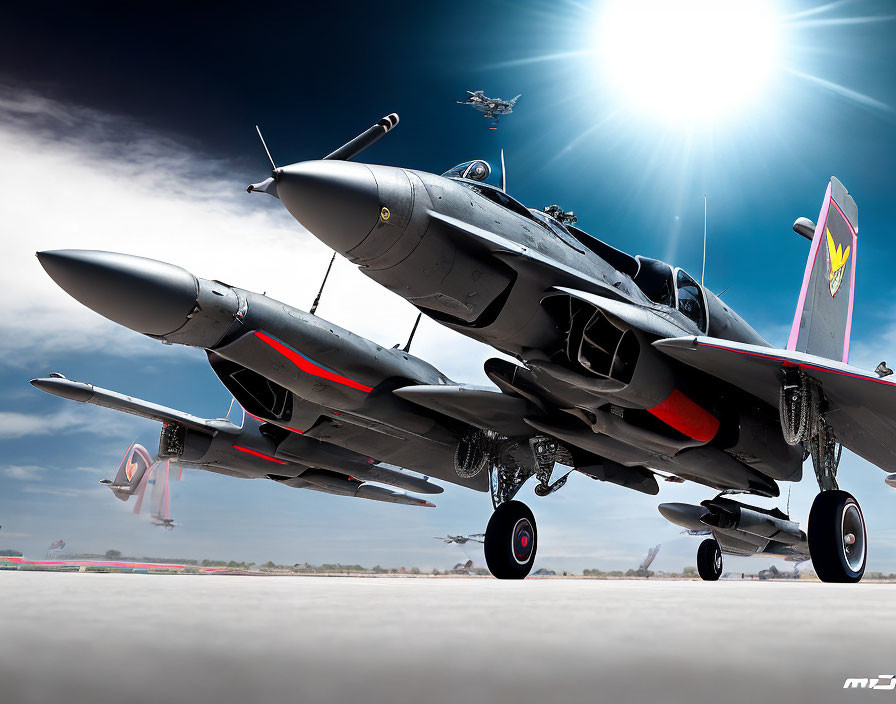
(232, 444, 287, 464)
(648, 390, 719, 442)
(243, 408, 304, 433)
(253, 331, 373, 393)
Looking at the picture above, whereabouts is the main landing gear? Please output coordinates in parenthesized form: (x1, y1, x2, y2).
(457, 433, 568, 579)
(781, 371, 867, 582)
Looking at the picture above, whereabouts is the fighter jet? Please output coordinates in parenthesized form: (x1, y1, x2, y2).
(659, 499, 809, 581)
(246, 112, 885, 583)
(32, 374, 444, 507)
(758, 563, 803, 580)
(632, 544, 660, 578)
(457, 90, 521, 129)
(434, 534, 485, 545)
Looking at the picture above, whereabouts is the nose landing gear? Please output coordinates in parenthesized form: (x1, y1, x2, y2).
(472, 436, 565, 579)
(696, 538, 723, 581)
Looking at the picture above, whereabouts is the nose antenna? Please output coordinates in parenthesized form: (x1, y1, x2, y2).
(255, 125, 277, 170)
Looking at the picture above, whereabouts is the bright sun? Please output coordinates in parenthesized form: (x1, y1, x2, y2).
(598, 0, 780, 123)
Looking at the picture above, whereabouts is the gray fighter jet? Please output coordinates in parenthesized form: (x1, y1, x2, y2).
(245, 112, 883, 583)
(32, 374, 444, 507)
(659, 499, 810, 580)
(434, 534, 485, 545)
(457, 90, 521, 129)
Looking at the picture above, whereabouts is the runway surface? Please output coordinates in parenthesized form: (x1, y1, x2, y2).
(1, 572, 892, 704)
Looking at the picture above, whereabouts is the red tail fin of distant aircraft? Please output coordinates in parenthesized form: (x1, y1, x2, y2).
(787, 176, 858, 362)
(101, 443, 154, 501)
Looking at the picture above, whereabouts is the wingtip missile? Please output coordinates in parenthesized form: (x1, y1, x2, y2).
(30, 376, 95, 403)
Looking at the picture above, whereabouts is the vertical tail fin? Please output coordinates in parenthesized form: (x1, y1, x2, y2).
(101, 443, 154, 501)
(787, 176, 858, 362)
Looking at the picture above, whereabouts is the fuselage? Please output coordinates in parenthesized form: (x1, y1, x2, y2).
(269, 159, 800, 495)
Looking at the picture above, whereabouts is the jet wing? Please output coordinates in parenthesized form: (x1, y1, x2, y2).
(273, 470, 435, 507)
(393, 384, 536, 436)
(654, 336, 896, 473)
(30, 376, 236, 435)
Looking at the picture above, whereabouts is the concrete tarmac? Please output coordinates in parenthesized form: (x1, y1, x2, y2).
(1, 572, 893, 704)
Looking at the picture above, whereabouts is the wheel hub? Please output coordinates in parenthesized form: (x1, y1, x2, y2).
(841, 503, 865, 573)
(512, 518, 534, 564)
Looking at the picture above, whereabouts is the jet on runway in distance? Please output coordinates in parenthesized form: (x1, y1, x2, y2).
(434, 534, 485, 545)
(457, 90, 521, 129)
(632, 544, 660, 578)
(234, 111, 891, 583)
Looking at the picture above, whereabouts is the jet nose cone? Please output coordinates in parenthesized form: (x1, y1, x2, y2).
(36, 250, 198, 336)
(276, 160, 380, 252)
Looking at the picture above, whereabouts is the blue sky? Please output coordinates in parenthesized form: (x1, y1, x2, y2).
(2, 0, 896, 573)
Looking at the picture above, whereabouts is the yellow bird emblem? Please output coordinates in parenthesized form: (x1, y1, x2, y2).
(826, 226, 850, 297)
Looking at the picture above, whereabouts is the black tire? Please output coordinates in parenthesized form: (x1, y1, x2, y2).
(808, 490, 866, 583)
(484, 501, 537, 579)
(697, 538, 722, 581)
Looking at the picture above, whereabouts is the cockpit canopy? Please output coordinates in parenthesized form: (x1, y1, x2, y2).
(441, 161, 707, 331)
(633, 256, 707, 331)
(441, 160, 491, 182)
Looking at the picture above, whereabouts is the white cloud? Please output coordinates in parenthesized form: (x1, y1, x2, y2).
(20, 485, 104, 498)
(0, 405, 140, 439)
(0, 85, 502, 384)
(3, 465, 45, 481)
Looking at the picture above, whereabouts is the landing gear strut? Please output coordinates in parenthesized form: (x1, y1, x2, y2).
(780, 371, 866, 582)
(696, 538, 722, 581)
(465, 435, 569, 579)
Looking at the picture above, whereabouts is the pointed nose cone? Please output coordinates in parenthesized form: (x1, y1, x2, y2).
(276, 160, 380, 253)
(657, 502, 709, 532)
(36, 250, 198, 336)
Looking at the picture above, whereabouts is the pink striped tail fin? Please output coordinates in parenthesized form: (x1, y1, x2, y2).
(787, 177, 858, 362)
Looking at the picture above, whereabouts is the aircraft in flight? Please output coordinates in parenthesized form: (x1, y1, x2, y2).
(457, 90, 521, 129)
(434, 534, 485, 545)
(241, 112, 885, 583)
